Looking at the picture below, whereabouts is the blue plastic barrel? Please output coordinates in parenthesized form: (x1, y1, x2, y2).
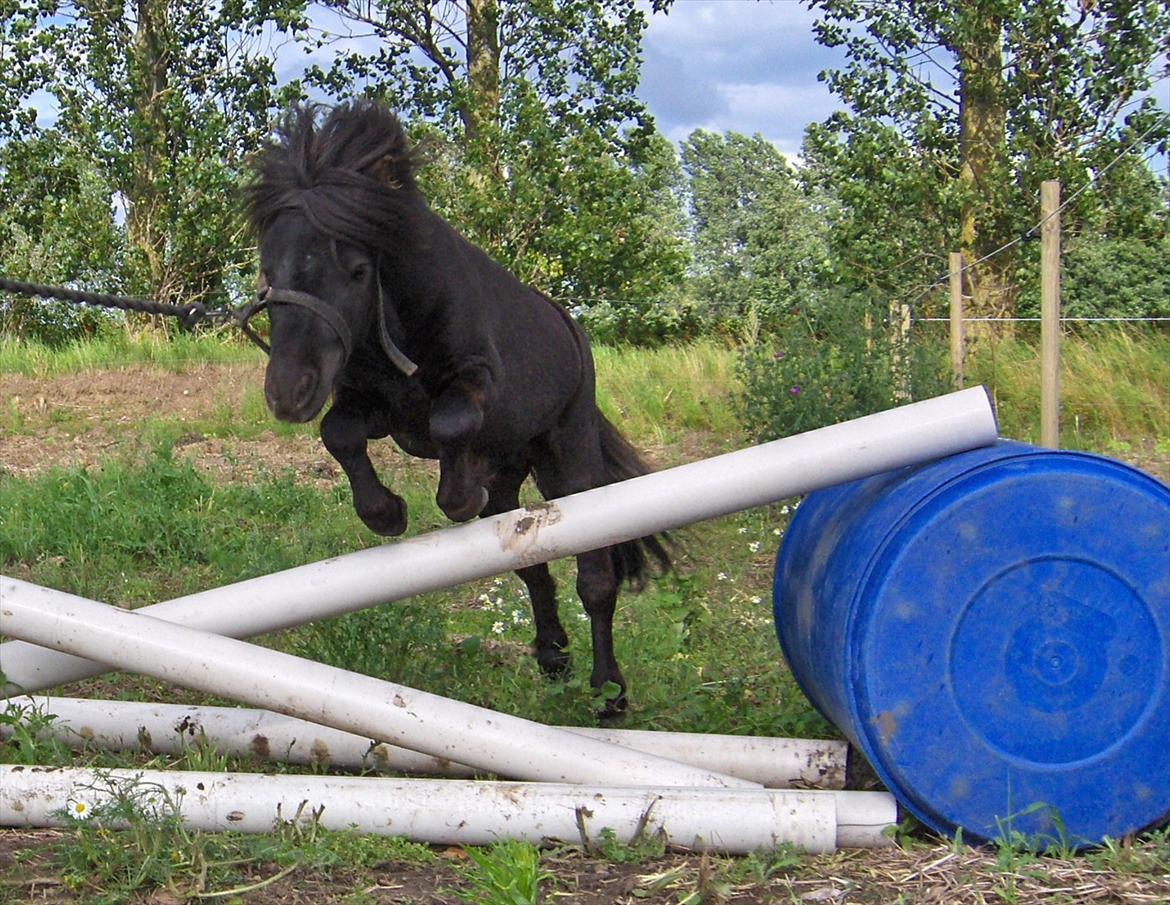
(773, 441, 1169, 846)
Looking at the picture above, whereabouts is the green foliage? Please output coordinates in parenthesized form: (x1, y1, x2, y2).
(0, 134, 124, 344)
(1054, 234, 1170, 321)
(680, 130, 832, 335)
(311, 0, 691, 338)
(420, 117, 690, 330)
(45, 774, 431, 901)
(590, 825, 667, 863)
(0, 0, 285, 316)
(0, 330, 260, 376)
(804, 0, 1170, 317)
(0, 699, 73, 765)
(1, 337, 1168, 899)
(50, 773, 248, 900)
(0, 447, 364, 603)
(736, 291, 950, 442)
(456, 839, 553, 905)
(966, 327, 1170, 448)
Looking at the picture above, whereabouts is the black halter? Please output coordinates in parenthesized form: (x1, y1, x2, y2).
(239, 276, 418, 377)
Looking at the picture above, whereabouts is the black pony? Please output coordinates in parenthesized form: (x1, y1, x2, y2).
(245, 101, 669, 715)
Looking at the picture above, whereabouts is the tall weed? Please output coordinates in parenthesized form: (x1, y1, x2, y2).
(968, 327, 1169, 448)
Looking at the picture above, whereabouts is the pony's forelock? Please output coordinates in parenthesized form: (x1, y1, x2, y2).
(244, 101, 420, 248)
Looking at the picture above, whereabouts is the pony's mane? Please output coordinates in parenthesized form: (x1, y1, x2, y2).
(245, 100, 421, 248)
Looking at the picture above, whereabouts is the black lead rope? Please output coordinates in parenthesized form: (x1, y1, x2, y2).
(0, 274, 218, 330)
(0, 273, 419, 377)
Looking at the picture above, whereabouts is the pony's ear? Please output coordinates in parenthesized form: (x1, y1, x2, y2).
(369, 154, 405, 190)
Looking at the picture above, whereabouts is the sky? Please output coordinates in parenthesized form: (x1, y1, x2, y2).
(637, 0, 1167, 172)
(636, 0, 850, 160)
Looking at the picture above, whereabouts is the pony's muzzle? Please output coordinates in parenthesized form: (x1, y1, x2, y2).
(264, 361, 323, 423)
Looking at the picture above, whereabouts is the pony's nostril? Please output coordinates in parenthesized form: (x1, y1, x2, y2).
(293, 372, 318, 411)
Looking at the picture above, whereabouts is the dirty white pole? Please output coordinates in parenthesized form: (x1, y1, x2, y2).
(4, 696, 849, 789)
(0, 387, 997, 695)
(0, 766, 897, 853)
(0, 580, 756, 789)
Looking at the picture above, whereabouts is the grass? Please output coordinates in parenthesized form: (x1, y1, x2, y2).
(593, 340, 742, 450)
(0, 328, 260, 377)
(1, 329, 1168, 902)
(966, 326, 1170, 451)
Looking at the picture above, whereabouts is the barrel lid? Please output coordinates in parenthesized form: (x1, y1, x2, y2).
(849, 446, 1169, 846)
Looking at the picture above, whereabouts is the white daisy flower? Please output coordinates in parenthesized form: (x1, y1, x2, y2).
(65, 798, 93, 821)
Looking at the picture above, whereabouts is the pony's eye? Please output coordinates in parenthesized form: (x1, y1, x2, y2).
(350, 264, 370, 282)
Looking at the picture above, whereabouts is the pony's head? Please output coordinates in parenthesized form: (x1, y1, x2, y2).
(244, 101, 419, 422)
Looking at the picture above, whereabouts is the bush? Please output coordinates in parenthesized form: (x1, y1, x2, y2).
(736, 290, 950, 442)
(574, 297, 706, 346)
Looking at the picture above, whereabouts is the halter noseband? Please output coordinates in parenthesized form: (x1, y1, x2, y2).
(239, 276, 418, 378)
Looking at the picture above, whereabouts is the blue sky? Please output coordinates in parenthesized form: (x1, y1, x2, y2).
(637, 0, 849, 159)
(637, 0, 1167, 175)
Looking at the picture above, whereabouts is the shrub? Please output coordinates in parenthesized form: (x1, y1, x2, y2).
(736, 290, 950, 442)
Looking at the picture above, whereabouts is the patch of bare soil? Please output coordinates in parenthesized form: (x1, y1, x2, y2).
(4, 362, 1167, 484)
(0, 363, 422, 489)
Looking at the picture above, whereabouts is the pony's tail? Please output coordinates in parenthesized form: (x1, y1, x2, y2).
(599, 415, 673, 589)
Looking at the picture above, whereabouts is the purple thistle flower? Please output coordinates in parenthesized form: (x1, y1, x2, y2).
(789, 385, 801, 398)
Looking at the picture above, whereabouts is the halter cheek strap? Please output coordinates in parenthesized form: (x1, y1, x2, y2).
(239, 277, 418, 378)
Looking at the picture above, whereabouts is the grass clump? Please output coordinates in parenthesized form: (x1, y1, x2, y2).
(0, 447, 368, 603)
(455, 839, 552, 905)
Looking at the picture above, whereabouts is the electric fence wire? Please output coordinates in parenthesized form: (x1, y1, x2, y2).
(898, 110, 1170, 316)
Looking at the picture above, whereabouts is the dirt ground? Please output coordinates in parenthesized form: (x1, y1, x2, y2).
(2, 363, 1168, 903)
(3, 824, 1166, 905)
(3, 361, 1168, 485)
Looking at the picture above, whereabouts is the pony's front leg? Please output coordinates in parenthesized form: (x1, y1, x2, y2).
(321, 404, 408, 536)
(429, 364, 495, 522)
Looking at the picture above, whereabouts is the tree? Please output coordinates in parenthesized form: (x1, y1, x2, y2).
(0, 132, 123, 342)
(1, 0, 299, 312)
(804, 0, 1170, 319)
(305, 0, 690, 331)
(680, 130, 831, 336)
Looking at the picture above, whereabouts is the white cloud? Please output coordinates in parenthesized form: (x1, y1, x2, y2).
(638, 0, 847, 157)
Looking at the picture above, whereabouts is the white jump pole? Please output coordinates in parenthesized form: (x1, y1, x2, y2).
(0, 580, 757, 789)
(0, 766, 897, 853)
(4, 697, 848, 789)
(0, 387, 997, 695)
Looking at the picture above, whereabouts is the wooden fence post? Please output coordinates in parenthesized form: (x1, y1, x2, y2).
(1040, 180, 1061, 448)
(949, 252, 965, 389)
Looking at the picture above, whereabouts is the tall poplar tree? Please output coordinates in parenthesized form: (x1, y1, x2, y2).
(804, 0, 1169, 318)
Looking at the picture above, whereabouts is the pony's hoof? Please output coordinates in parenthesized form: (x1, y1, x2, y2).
(440, 485, 489, 522)
(596, 693, 628, 723)
(357, 494, 408, 536)
(534, 644, 571, 679)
